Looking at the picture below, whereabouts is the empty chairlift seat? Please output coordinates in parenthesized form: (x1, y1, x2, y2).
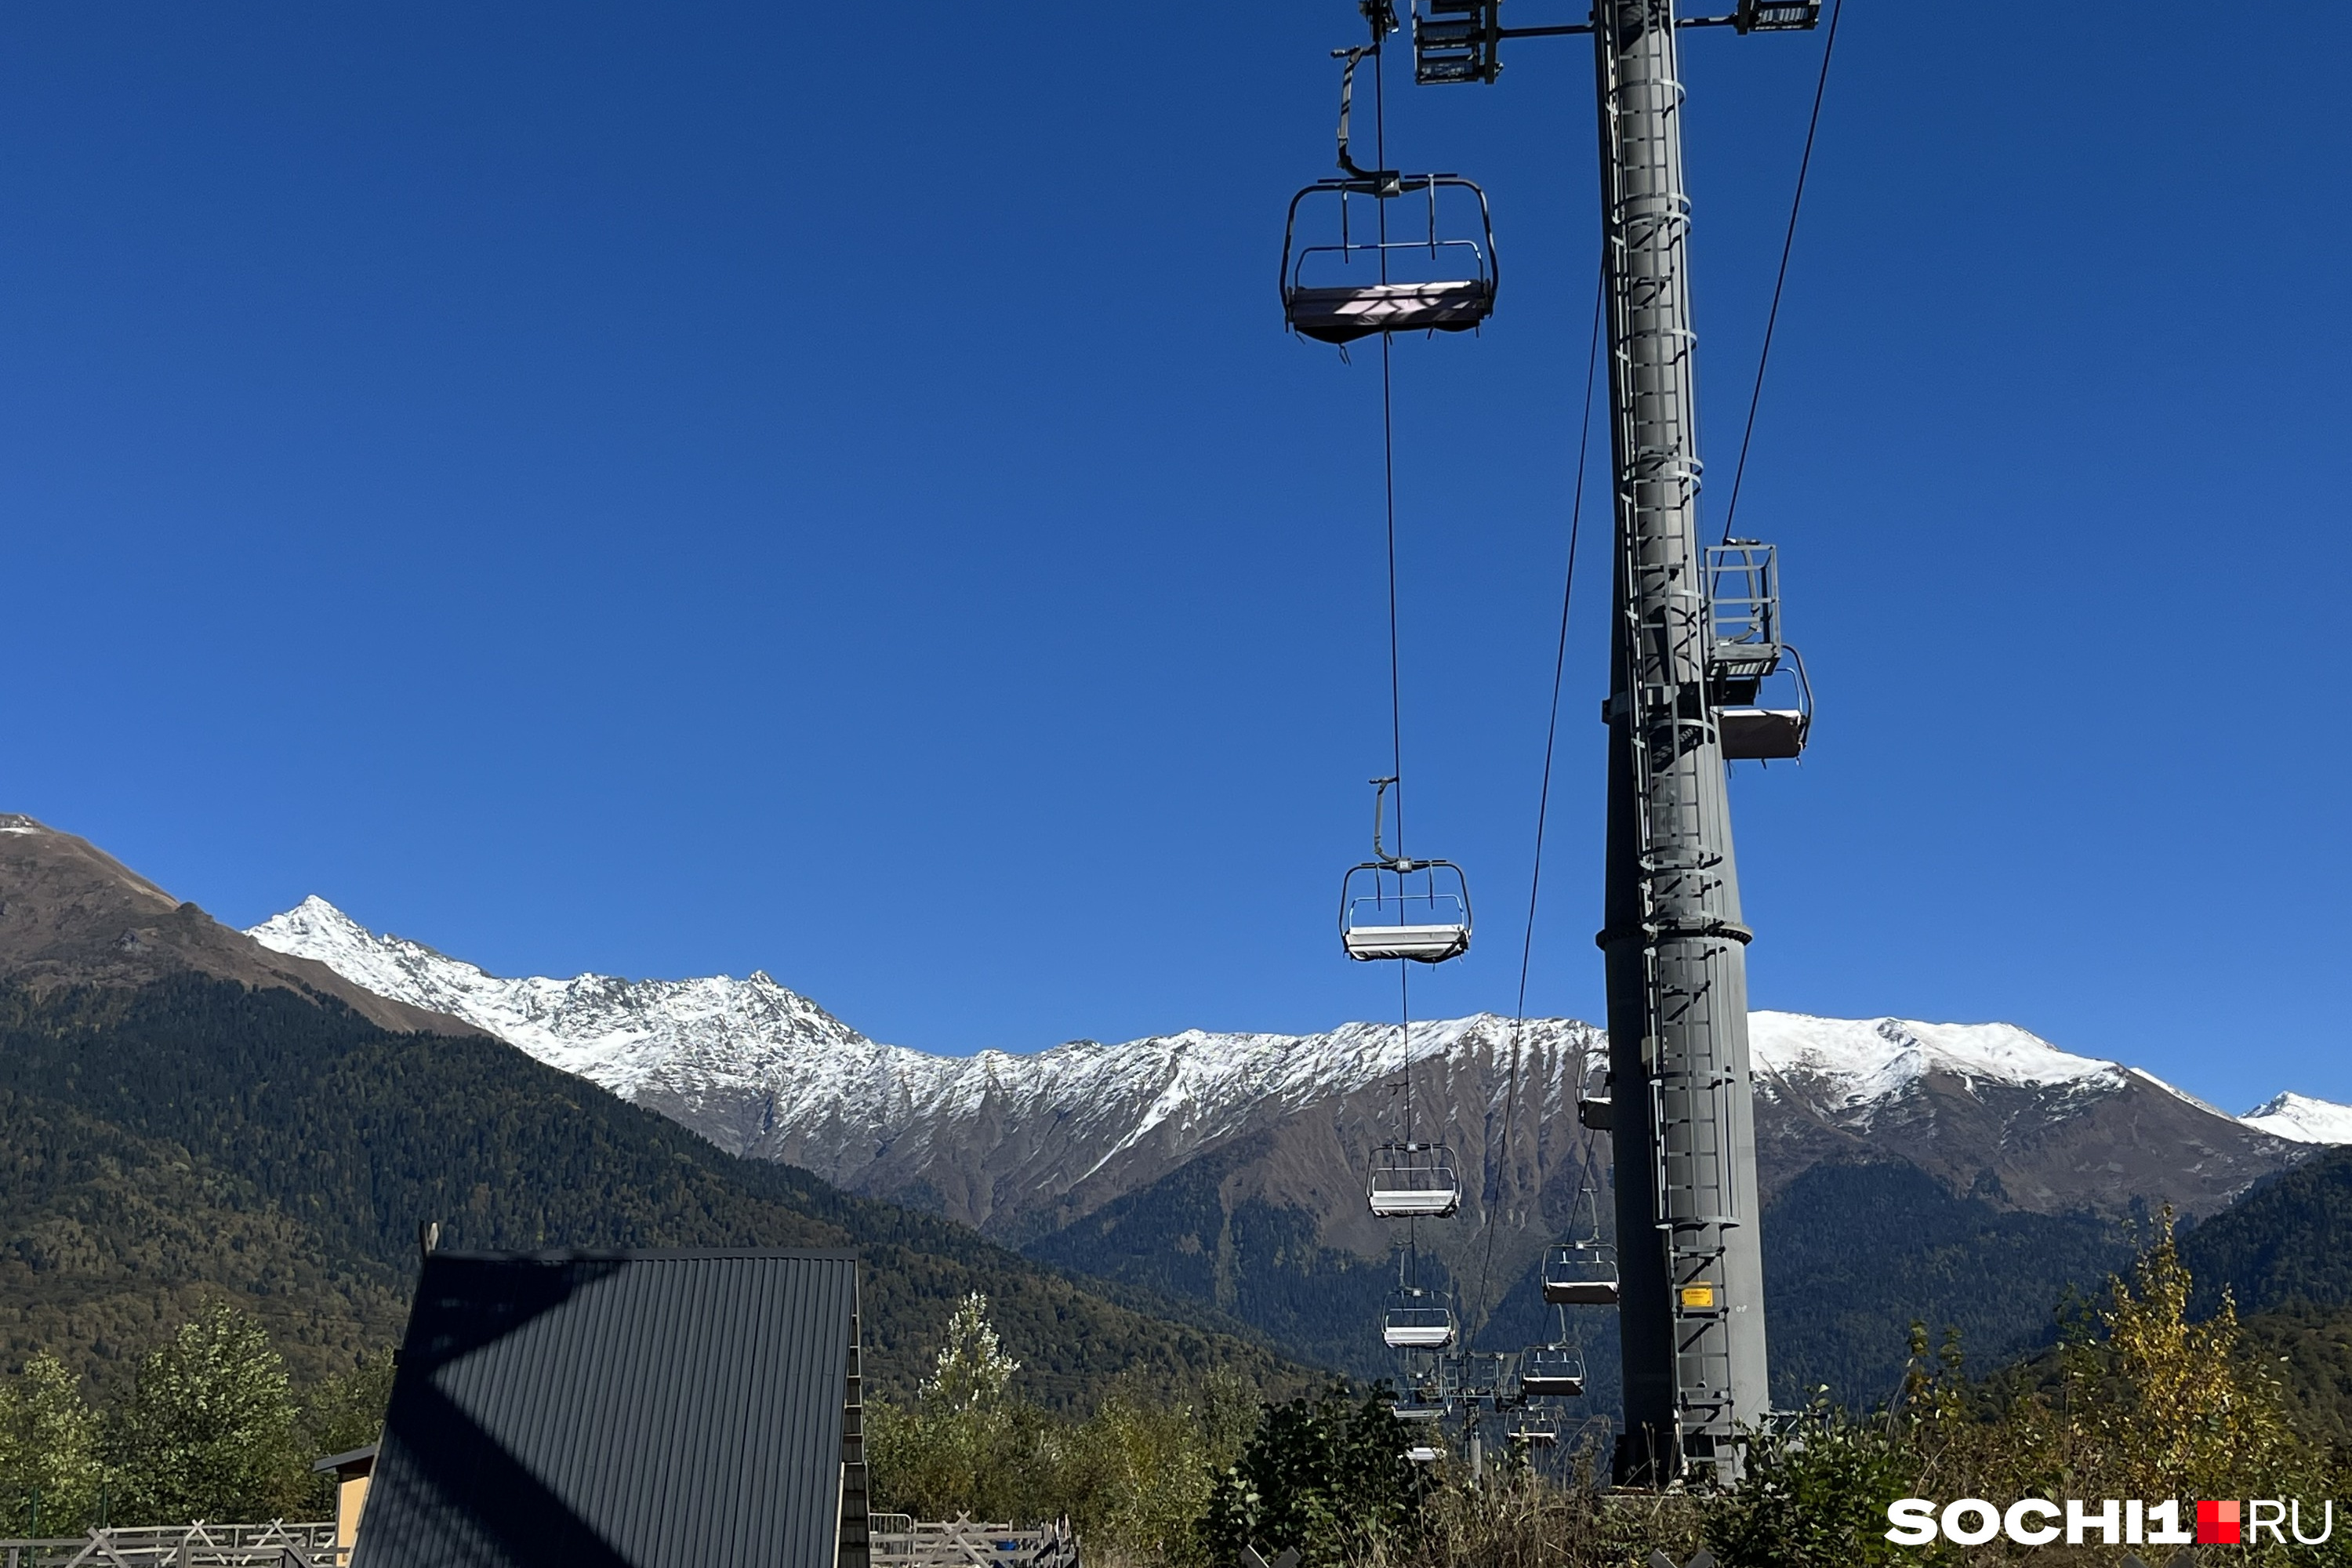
(1368, 1143, 1461, 1218)
(1286, 279, 1494, 345)
(1382, 1304, 1458, 1350)
(1343, 918, 1471, 964)
(1719, 706, 1809, 760)
(1508, 1413, 1560, 1448)
(1281, 177, 1498, 347)
(1519, 1344, 1587, 1399)
(1394, 1346, 1450, 1406)
(1341, 860, 1472, 964)
(1343, 920, 1471, 964)
(1450, 1351, 1506, 1399)
(1541, 1242, 1621, 1307)
(1340, 777, 1472, 963)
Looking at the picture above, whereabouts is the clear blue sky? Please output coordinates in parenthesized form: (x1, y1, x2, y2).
(5, 3, 2347, 1111)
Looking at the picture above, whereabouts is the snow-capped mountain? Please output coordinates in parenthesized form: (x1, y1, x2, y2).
(2242, 1092, 2352, 1145)
(249, 896, 2326, 1240)
(248, 895, 1602, 1234)
(249, 895, 884, 1130)
(1744, 1009, 2320, 1216)
(1749, 1013, 2122, 1111)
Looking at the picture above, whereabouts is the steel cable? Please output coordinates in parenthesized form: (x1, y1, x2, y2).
(1364, 28, 1426, 1301)
(1719, 0, 1845, 544)
(1465, 267, 1606, 1349)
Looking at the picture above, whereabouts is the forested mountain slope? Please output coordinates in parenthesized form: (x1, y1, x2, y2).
(0, 816, 1307, 1405)
(2181, 1145, 2352, 1318)
(1962, 1160, 2352, 1453)
(0, 977, 1304, 1406)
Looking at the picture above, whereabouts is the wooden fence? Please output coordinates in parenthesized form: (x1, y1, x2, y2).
(0, 1522, 339, 1568)
(1645, 1555, 2202, 1568)
(5, 1514, 1084, 1568)
(871, 1514, 1080, 1568)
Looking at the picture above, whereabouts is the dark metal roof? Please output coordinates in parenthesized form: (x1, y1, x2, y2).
(313, 1443, 378, 1475)
(353, 1247, 860, 1568)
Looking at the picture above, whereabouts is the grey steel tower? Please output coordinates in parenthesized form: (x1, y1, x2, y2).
(1592, 0, 1769, 1486)
(1410, 0, 1819, 1486)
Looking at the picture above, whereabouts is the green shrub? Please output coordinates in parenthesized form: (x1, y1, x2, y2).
(1200, 1388, 1422, 1568)
(1706, 1396, 1914, 1568)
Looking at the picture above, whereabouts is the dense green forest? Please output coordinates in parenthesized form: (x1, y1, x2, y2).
(2182, 1143, 2352, 1315)
(0, 976, 1305, 1407)
(2170, 1145, 2352, 1446)
(1755, 1160, 2137, 1406)
(1025, 1138, 1446, 1380)
(1029, 1144, 2150, 1414)
(1755, 1148, 2352, 1440)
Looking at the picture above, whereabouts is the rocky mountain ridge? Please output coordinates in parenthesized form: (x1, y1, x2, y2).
(249, 897, 2334, 1244)
(0, 820, 1307, 1406)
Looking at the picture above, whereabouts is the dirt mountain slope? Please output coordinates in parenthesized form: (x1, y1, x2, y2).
(0, 815, 472, 1036)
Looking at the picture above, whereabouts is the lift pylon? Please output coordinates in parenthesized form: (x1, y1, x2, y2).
(1401, 0, 1824, 1486)
(1591, 0, 1780, 1486)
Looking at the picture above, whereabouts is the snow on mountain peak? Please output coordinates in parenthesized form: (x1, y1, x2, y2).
(2241, 1092, 2352, 1145)
(249, 898, 2294, 1203)
(1747, 1011, 2122, 1116)
(244, 900, 1539, 1178)
(246, 896, 874, 1102)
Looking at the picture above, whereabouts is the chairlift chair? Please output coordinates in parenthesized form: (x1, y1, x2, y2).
(1367, 1142, 1461, 1218)
(1339, 778, 1472, 963)
(1448, 1350, 1505, 1400)
(1280, 175, 1498, 345)
(1397, 1345, 1450, 1403)
(1341, 858, 1472, 962)
(1278, 52, 1497, 347)
(1519, 1344, 1586, 1399)
(1508, 1412, 1560, 1448)
(1403, 1443, 1445, 1465)
(1382, 1304, 1458, 1350)
(1541, 1241, 1621, 1307)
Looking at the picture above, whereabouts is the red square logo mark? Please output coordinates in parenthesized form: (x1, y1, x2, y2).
(2198, 1501, 2241, 1544)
